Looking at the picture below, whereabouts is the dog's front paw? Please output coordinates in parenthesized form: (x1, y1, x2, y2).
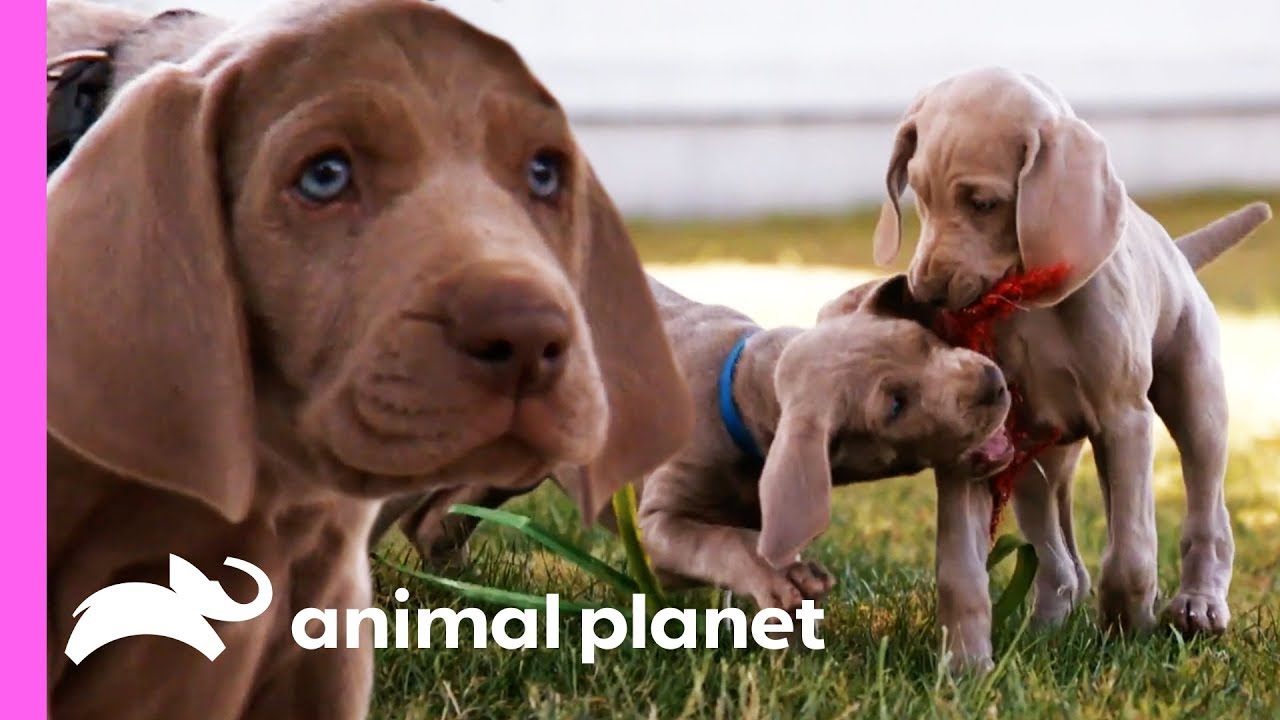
(1098, 591, 1157, 634)
(740, 561, 835, 650)
(1031, 568, 1082, 627)
(1098, 561, 1158, 634)
(1030, 559, 1092, 627)
(946, 648, 994, 675)
(749, 560, 835, 612)
(1164, 592, 1230, 636)
(940, 612, 993, 674)
(785, 561, 835, 603)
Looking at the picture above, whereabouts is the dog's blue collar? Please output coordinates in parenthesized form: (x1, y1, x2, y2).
(718, 331, 765, 462)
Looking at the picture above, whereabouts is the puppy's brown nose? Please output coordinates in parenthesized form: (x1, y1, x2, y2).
(444, 278, 572, 396)
(977, 364, 1007, 406)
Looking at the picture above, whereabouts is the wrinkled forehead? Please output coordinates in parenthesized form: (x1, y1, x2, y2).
(912, 126, 1024, 185)
(196, 0, 564, 149)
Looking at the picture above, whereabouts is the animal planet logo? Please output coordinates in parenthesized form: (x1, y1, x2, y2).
(64, 554, 273, 664)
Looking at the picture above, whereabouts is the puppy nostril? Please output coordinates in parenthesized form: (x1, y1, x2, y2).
(440, 271, 575, 396)
(978, 365, 1007, 406)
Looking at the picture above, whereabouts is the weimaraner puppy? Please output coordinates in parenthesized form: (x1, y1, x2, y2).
(384, 273, 1017, 617)
(869, 65, 1272, 668)
(48, 2, 692, 718)
(635, 275, 1015, 611)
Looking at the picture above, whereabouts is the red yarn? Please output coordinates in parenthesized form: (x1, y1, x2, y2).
(933, 264, 1071, 540)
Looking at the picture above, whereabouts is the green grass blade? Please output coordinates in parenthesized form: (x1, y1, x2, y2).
(611, 484, 666, 602)
(373, 554, 604, 613)
(986, 533, 1023, 571)
(447, 503, 640, 595)
(990, 541, 1039, 627)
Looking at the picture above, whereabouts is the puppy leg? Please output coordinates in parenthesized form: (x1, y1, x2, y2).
(375, 485, 525, 568)
(640, 511, 833, 612)
(1150, 322, 1233, 635)
(1092, 402, 1160, 632)
(1056, 459, 1092, 607)
(934, 469, 994, 671)
(1012, 441, 1090, 624)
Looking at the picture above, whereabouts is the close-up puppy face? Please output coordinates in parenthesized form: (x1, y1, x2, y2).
(899, 127, 1024, 310)
(47, 0, 692, 524)
(755, 274, 1012, 568)
(784, 284, 1012, 482)
(870, 67, 1126, 310)
(220, 7, 605, 489)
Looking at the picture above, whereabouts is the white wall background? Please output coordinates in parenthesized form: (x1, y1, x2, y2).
(96, 0, 1280, 218)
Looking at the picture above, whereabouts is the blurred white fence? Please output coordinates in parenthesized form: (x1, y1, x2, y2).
(96, 0, 1280, 218)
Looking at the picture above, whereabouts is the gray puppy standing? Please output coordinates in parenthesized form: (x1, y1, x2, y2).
(869, 65, 1273, 668)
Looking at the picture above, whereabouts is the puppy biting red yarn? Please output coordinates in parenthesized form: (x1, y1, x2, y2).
(933, 263, 1070, 540)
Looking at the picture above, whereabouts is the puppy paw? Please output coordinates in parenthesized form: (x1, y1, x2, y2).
(414, 537, 471, 571)
(1098, 588, 1158, 634)
(1030, 550, 1091, 627)
(1098, 558, 1158, 634)
(786, 561, 835, 602)
(940, 611, 993, 674)
(1031, 571, 1081, 627)
(1164, 592, 1230, 636)
(749, 561, 835, 612)
(1071, 560, 1093, 606)
(946, 649, 994, 675)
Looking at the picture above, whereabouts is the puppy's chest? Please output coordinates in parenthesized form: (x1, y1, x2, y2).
(996, 319, 1097, 443)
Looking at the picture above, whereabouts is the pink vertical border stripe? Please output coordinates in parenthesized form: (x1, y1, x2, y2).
(3, 0, 49, 716)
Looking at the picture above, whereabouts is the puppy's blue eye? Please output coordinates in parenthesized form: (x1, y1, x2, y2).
(296, 152, 352, 203)
(887, 393, 906, 422)
(527, 151, 562, 200)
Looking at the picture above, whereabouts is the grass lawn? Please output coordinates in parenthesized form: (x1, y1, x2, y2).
(369, 190, 1280, 719)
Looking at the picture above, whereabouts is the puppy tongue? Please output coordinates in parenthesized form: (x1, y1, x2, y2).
(976, 429, 1013, 463)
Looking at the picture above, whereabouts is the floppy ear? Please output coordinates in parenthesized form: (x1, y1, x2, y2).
(815, 280, 881, 323)
(563, 168, 693, 523)
(47, 64, 256, 523)
(757, 407, 832, 568)
(864, 273, 938, 327)
(1016, 116, 1126, 306)
(872, 118, 918, 267)
(816, 274, 936, 328)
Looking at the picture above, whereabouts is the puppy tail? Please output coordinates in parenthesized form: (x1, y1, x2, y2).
(1174, 201, 1272, 271)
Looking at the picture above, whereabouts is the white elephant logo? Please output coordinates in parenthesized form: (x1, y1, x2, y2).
(65, 554, 273, 664)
